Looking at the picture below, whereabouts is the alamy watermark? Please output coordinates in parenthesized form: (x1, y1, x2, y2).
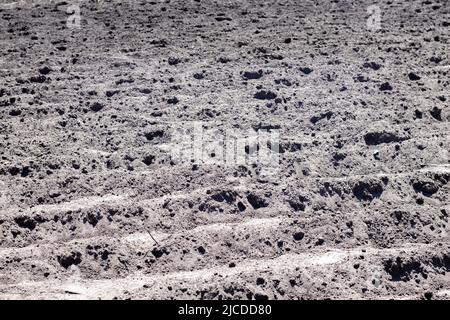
(366, 266, 383, 289)
(169, 122, 280, 179)
(66, 4, 81, 29)
(367, 5, 381, 31)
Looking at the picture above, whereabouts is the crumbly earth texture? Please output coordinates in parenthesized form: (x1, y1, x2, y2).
(0, 0, 449, 300)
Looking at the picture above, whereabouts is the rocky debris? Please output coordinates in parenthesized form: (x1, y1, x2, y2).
(192, 73, 203, 80)
(332, 152, 347, 165)
(168, 57, 181, 65)
(274, 78, 292, 86)
(38, 67, 51, 75)
(242, 70, 263, 80)
(246, 193, 269, 209)
(211, 190, 238, 204)
(352, 179, 384, 201)
(430, 56, 443, 64)
(14, 216, 37, 231)
(9, 109, 21, 116)
(57, 252, 82, 269)
(7, 166, 31, 177)
(283, 141, 302, 152)
(138, 88, 151, 94)
(29, 75, 47, 83)
(354, 75, 369, 82)
(299, 67, 313, 75)
(424, 292, 433, 300)
(288, 195, 308, 212)
(1, 97, 17, 107)
(293, 232, 305, 241)
(218, 57, 231, 63)
(431, 254, 450, 271)
(254, 293, 269, 300)
(429, 107, 442, 121)
(144, 130, 164, 141)
(237, 201, 246, 212)
(106, 90, 120, 97)
(310, 111, 333, 124)
(151, 247, 169, 259)
(215, 16, 232, 22)
(363, 62, 382, 70)
(90, 102, 104, 112)
(379, 82, 393, 91)
(83, 212, 103, 227)
(115, 78, 134, 85)
(197, 246, 206, 254)
(412, 179, 440, 196)
(142, 155, 155, 166)
(363, 132, 407, 145)
(167, 97, 179, 104)
(383, 257, 426, 281)
(408, 72, 421, 81)
(315, 238, 325, 246)
(414, 110, 423, 119)
(254, 90, 277, 100)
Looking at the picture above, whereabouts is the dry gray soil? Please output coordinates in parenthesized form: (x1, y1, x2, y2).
(0, 0, 449, 299)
